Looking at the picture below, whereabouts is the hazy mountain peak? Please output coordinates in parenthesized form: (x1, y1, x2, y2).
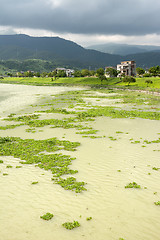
(86, 42, 160, 56)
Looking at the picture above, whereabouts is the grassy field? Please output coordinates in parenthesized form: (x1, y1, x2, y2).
(0, 76, 160, 91)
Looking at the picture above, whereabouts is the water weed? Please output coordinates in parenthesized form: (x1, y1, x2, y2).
(86, 217, 92, 221)
(152, 167, 160, 171)
(62, 220, 80, 230)
(31, 181, 38, 184)
(6, 165, 12, 168)
(125, 182, 141, 189)
(40, 213, 54, 220)
(0, 137, 86, 193)
(0, 124, 23, 130)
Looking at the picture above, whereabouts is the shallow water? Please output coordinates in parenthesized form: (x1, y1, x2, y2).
(0, 84, 84, 117)
(0, 84, 160, 240)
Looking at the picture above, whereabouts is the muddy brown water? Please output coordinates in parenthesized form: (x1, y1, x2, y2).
(0, 84, 160, 240)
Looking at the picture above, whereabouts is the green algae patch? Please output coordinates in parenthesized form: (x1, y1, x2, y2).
(40, 212, 54, 220)
(125, 182, 141, 189)
(76, 129, 98, 135)
(152, 167, 160, 171)
(0, 137, 86, 193)
(0, 124, 23, 130)
(62, 220, 80, 230)
(86, 217, 92, 221)
(76, 106, 160, 120)
(5, 114, 40, 122)
(6, 165, 12, 168)
(31, 181, 38, 185)
(53, 177, 86, 193)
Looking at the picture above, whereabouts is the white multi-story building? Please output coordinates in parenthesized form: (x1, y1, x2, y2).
(55, 68, 75, 77)
(117, 60, 136, 77)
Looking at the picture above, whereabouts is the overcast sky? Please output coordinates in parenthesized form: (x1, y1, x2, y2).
(0, 0, 160, 46)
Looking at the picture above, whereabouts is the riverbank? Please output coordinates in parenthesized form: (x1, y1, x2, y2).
(0, 76, 160, 92)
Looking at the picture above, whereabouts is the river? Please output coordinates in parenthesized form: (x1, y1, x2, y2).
(0, 84, 160, 240)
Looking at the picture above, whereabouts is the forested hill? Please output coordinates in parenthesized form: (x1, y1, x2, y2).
(0, 34, 121, 68)
(0, 34, 160, 70)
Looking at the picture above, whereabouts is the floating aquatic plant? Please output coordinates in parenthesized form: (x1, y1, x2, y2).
(0, 137, 86, 193)
(8, 113, 16, 118)
(40, 212, 54, 220)
(62, 220, 80, 230)
(116, 131, 123, 134)
(152, 167, 160, 171)
(6, 165, 12, 168)
(108, 136, 117, 141)
(125, 182, 141, 189)
(131, 140, 141, 144)
(31, 181, 38, 185)
(0, 124, 23, 130)
(86, 217, 92, 221)
(53, 177, 87, 193)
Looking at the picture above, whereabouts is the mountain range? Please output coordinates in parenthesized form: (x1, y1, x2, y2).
(0, 34, 160, 72)
(86, 43, 160, 56)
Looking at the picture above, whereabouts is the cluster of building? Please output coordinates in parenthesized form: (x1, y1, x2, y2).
(56, 60, 136, 78)
(105, 60, 136, 78)
(55, 68, 75, 77)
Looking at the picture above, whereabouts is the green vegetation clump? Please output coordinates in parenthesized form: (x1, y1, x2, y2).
(76, 106, 160, 121)
(125, 182, 141, 189)
(152, 167, 160, 171)
(131, 140, 141, 144)
(31, 181, 38, 185)
(86, 217, 92, 221)
(0, 160, 3, 163)
(0, 136, 86, 193)
(62, 220, 80, 230)
(8, 113, 16, 118)
(5, 114, 40, 122)
(154, 201, 160, 206)
(0, 137, 12, 144)
(53, 177, 87, 193)
(108, 136, 117, 141)
(116, 131, 123, 134)
(0, 124, 23, 130)
(40, 213, 54, 220)
(76, 130, 98, 135)
(6, 165, 12, 168)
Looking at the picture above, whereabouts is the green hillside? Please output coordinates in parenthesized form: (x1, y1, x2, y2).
(0, 34, 160, 71)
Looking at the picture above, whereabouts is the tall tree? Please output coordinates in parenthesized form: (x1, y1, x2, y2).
(136, 67, 145, 75)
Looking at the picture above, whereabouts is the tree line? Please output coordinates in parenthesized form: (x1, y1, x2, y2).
(6, 65, 160, 79)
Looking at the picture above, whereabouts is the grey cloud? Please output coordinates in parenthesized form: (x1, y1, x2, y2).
(0, 0, 160, 35)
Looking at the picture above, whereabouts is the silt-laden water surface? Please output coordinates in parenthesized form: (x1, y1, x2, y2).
(0, 84, 160, 240)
